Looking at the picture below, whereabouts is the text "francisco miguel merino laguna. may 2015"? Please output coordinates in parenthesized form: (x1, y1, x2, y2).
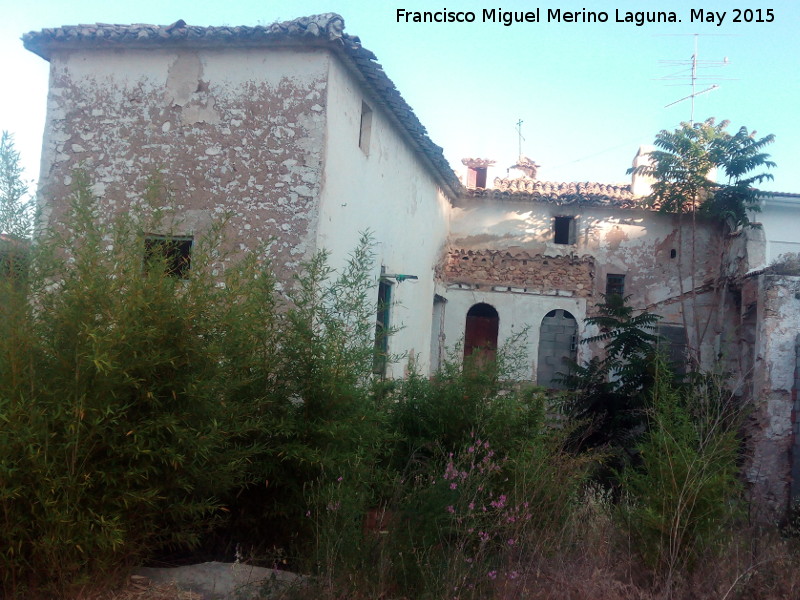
(395, 8, 776, 27)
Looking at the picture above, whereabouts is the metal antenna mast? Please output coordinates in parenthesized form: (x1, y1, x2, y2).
(658, 33, 733, 124)
(515, 118, 525, 159)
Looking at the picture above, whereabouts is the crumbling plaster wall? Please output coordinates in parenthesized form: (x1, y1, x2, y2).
(316, 56, 451, 378)
(746, 273, 800, 518)
(448, 197, 722, 309)
(442, 196, 729, 378)
(38, 45, 330, 279)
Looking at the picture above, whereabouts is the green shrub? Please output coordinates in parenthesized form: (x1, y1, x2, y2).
(0, 171, 281, 596)
(618, 361, 743, 590)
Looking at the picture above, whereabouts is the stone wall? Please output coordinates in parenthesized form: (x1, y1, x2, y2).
(38, 46, 330, 280)
(746, 273, 800, 519)
(441, 248, 594, 298)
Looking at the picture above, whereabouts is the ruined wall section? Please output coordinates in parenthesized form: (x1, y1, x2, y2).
(440, 249, 594, 299)
(447, 197, 723, 315)
(746, 273, 800, 519)
(38, 46, 330, 279)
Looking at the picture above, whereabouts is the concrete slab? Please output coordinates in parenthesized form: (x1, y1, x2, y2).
(134, 562, 304, 600)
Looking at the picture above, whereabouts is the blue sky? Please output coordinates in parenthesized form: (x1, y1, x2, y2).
(2, 0, 798, 192)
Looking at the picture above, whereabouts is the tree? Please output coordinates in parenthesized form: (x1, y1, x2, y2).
(0, 131, 33, 239)
(559, 294, 661, 479)
(629, 119, 775, 365)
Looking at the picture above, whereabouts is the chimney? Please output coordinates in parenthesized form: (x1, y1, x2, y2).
(461, 158, 496, 189)
(631, 145, 655, 198)
(507, 156, 540, 180)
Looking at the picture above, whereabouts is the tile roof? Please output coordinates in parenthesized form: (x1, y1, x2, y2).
(464, 178, 641, 208)
(22, 14, 461, 198)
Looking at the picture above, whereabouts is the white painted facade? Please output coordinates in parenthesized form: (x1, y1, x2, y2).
(316, 53, 451, 377)
(757, 194, 800, 266)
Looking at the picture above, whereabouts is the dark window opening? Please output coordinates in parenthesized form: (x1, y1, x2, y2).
(670, 249, 677, 259)
(467, 167, 488, 188)
(464, 303, 499, 365)
(144, 235, 193, 278)
(606, 274, 625, 298)
(554, 216, 576, 245)
(359, 101, 373, 154)
(373, 279, 392, 376)
(658, 324, 687, 375)
(0, 249, 28, 282)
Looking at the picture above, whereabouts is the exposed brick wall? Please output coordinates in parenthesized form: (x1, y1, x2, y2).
(440, 248, 594, 298)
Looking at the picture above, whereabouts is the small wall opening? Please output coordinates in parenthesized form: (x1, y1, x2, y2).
(144, 235, 193, 278)
(359, 101, 373, 154)
(605, 274, 626, 298)
(373, 279, 392, 377)
(464, 303, 499, 365)
(554, 216, 576, 245)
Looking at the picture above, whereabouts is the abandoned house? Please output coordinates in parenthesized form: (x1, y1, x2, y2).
(22, 13, 800, 519)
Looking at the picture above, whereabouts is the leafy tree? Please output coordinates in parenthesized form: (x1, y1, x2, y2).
(559, 294, 661, 478)
(629, 119, 775, 365)
(634, 118, 775, 229)
(0, 131, 33, 239)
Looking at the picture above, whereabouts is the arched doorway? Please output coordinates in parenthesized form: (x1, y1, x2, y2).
(464, 303, 499, 365)
(536, 309, 577, 388)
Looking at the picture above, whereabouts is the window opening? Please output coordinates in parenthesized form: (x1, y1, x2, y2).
(359, 101, 373, 154)
(144, 235, 193, 278)
(554, 216, 576, 245)
(373, 279, 392, 376)
(658, 324, 687, 375)
(605, 274, 625, 298)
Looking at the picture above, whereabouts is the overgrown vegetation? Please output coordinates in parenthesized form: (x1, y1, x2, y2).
(0, 130, 33, 239)
(2, 150, 798, 599)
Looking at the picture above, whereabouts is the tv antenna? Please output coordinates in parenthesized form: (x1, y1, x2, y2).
(657, 33, 734, 124)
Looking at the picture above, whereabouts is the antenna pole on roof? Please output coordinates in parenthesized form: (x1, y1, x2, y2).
(516, 118, 525, 159)
(657, 33, 732, 124)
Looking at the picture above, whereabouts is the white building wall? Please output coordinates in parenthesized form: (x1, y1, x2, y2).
(440, 286, 586, 380)
(758, 194, 800, 266)
(316, 56, 452, 377)
(443, 196, 726, 379)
